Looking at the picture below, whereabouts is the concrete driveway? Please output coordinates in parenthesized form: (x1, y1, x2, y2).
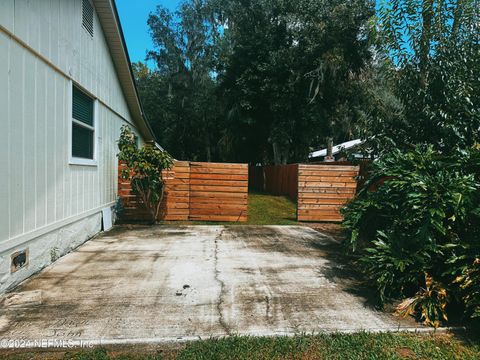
(0, 225, 408, 344)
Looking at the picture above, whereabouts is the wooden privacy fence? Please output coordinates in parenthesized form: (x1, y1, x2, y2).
(249, 164, 299, 200)
(250, 163, 360, 222)
(297, 164, 359, 222)
(118, 161, 248, 222)
(189, 162, 248, 222)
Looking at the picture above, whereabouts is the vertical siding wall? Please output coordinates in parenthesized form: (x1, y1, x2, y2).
(0, 0, 140, 251)
(0, 0, 131, 119)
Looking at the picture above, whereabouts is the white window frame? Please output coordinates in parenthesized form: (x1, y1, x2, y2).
(68, 81, 99, 167)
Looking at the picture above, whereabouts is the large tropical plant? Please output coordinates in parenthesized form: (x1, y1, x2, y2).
(342, 147, 480, 326)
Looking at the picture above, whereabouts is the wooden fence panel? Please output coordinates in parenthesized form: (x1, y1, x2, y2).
(161, 161, 191, 220)
(189, 162, 248, 222)
(249, 164, 298, 200)
(118, 161, 191, 221)
(297, 164, 359, 222)
(118, 161, 248, 222)
(264, 164, 299, 200)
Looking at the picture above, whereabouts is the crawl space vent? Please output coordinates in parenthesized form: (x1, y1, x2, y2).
(11, 249, 29, 273)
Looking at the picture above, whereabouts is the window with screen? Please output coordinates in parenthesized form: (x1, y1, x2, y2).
(72, 86, 95, 159)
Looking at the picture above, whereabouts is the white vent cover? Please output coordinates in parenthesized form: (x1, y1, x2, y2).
(102, 207, 113, 231)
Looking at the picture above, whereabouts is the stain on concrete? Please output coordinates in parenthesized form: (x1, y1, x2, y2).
(0, 225, 418, 343)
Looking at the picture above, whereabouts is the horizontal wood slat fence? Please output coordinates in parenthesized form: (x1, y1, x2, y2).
(297, 164, 359, 222)
(189, 162, 248, 222)
(249, 163, 359, 222)
(118, 161, 248, 222)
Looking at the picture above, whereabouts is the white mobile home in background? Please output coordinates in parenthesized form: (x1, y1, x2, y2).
(0, 0, 156, 293)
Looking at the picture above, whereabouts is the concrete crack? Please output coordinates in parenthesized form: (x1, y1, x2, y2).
(213, 228, 230, 335)
(265, 295, 270, 319)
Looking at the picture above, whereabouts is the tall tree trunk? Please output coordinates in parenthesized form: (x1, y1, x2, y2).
(324, 137, 334, 162)
(205, 136, 212, 162)
(272, 142, 289, 164)
(272, 142, 281, 165)
(282, 148, 288, 164)
(206, 145, 211, 162)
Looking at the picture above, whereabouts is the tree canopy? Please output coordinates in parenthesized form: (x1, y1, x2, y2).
(358, 0, 480, 156)
(135, 0, 375, 164)
(134, 0, 479, 163)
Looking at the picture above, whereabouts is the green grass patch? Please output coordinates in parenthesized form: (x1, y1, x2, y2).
(244, 192, 298, 225)
(160, 192, 299, 226)
(3, 332, 480, 359)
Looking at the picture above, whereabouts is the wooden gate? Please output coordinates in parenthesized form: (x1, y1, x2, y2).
(189, 162, 248, 222)
(297, 164, 359, 222)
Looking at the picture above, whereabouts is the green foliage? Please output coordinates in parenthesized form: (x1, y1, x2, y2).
(359, 0, 480, 156)
(117, 125, 173, 223)
(213, 0, 374, 164)
(342, 147, 480, 324)
(396, 273, 449, 328)
(344, 0, 480, 327)
(135, 0, 223, 161)
(137, 0, 375, 164)
(456, 258, 480, 319)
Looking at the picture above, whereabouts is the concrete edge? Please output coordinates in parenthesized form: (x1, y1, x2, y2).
(0, 326, 468, 350)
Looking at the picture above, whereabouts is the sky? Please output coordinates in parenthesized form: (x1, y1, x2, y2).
(116, 0, 181, 67)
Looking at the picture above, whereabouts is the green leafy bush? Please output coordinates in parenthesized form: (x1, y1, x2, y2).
(456, 258, 480, 320)
(117, 125, 174, 223)
(342, 147, 480, 326)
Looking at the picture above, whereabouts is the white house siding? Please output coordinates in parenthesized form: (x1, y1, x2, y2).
(0, 0, 131, 120)
(0, 0, 143, 293)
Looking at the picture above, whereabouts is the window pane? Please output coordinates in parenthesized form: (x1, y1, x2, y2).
(72, 123, 94, 159)
(72, 87, 93, 126)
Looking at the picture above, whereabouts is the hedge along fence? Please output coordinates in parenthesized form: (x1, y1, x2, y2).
(118, 161, 248, 222)
(297, 164, 359, 222)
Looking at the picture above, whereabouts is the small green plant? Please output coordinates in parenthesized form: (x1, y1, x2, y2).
(50, 247, 59, 263)
(117, 125, 173, 224)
